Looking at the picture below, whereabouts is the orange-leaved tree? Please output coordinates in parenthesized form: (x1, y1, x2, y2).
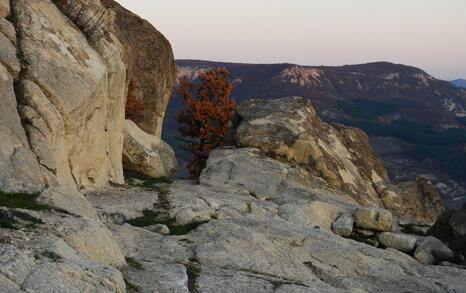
(176, 67, 236, 178)
(125, 79, 145, 123)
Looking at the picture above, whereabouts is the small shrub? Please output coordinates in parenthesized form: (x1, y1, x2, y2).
(126, 211, 208, 235)
(0, 191, 51, 211)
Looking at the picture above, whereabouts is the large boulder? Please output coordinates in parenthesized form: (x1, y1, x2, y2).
(354, 207, 393, 232)
(235, 97, 389, 206)
(50, 217, 126, 268)
(0, 233, 126, 293)
(123, 119, 177, 178)
(99, 0, 177, 137)
(233, 97, 445, 226)
(3, 0, 176, 194)
(389, 177, 444, 225)
(12, 0, 126, 190)
(377, 232, 418, 253)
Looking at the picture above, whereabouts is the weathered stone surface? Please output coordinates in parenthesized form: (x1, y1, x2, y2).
(35, 187, 98, 218)
(99, 0, 176, 137)
(414, 236, 455, 265)
(278, 201, 344, 232)
(123, 119, 177, 178)
(389, 177, 444, 225)
(235, 97, 389, 206)
(0, 18, 16, 44)
(377, 232, 418, 253)
(0, 273, 22, 292)
(332, 214, 354, 237)
(85, 187, 159, 224)
(105, 151, 466, 292)
(190, 219, 464, 292)
(197, 269, 275, 293)
(0, 29, 19, 75)
(0, 227, 127, 292)
(51, 217, 126, 268)
(123, 259, 189, 293)
(233, 97, 444, 226)
(0, 65, 45, 193)
(22, 260, 125, 293)
(110, 224, 193, 293)
(354, 207, 393, 231)
(13, 0, 125, 190)
(0, 0, 9, 17)
(201, 147, 358, 208)
(0, 244, 35, 285)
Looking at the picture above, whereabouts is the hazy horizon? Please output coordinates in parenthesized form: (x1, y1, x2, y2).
(117, 0, 466, 80)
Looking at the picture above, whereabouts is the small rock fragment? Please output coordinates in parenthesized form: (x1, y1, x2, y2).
(354, 208, 392, 232)
(147, 224, 170, 235)
(331, 214, 354, 237)
(377, 232, 418, 253)
(414, 236, 455, 265)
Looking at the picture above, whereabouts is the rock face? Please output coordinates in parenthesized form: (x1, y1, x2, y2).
(0, 3, 45, 194)
(233, 97, 444, 225)
(0, 64, 45, 194)
(0, 0, 176, 194)
(123, 119, 177, 178)
(13, 0, 125, 190)
(99, 0, 176, 137)
(235, 97, 389, 207)
(390, 177, 444, 225)
(0, 1, 177, 290)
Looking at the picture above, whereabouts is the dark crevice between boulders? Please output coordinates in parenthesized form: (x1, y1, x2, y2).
(0, 208, 44, 230)
(124, 278, 142, 293)
(185, 257, 201, 293)
(233, 267, 309, 288)
(125, 210, 208, 236)
(303, 259, 345, 290)
(303, 261, 328, 281)
(124, 171, 173, 196)
(125, 257, 145, 271)
(40, 251, 62, 261)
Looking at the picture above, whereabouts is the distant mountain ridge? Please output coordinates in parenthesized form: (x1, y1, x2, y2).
(451, 79, 466, 88)
(175, 60, 466, 124)
(165, 60, 466, 209)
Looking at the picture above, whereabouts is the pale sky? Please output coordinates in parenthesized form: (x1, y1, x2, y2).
(117, 0, 466, 80)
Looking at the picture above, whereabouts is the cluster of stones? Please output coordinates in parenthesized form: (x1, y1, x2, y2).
(331, 207, 459, 265)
